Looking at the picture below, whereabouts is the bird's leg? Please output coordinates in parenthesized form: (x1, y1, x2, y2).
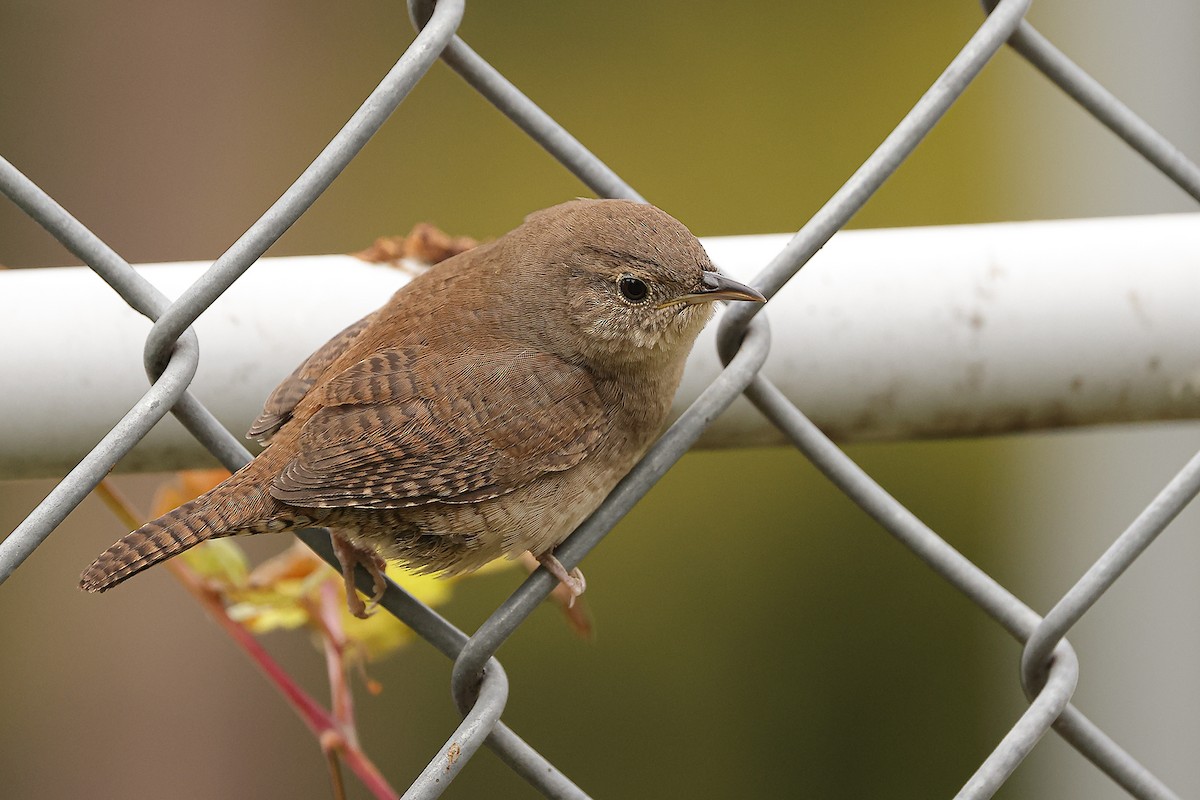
(330, 534, 388, 619)
(535, 551, 586, 606)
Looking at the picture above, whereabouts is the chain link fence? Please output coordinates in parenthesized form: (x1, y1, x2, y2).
(2, 1, 1199, 797)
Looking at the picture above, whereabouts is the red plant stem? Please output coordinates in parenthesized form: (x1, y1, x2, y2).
(96, 477, 396, 799)
(166, 563, 398, 798)
(165, 561, 397, 799)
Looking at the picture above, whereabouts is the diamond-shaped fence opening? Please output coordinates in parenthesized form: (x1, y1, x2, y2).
(2, 1, 1199, 798)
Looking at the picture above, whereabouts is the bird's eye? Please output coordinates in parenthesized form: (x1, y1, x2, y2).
(618, 276, 650, 303)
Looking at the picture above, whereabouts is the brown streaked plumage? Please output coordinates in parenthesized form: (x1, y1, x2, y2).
(80, 199, 765, 616)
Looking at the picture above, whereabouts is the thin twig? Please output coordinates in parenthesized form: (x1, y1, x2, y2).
(95, 478, 398, 800)
(315, 580, 360, 745)
(323, 732, 349, 800)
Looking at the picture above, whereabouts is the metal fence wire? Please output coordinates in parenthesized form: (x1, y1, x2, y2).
(2, 1, 1200, 798)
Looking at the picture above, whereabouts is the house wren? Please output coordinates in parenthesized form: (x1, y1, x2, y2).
(80, 199, 765, 616)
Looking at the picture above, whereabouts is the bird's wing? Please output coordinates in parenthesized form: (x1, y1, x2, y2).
(246, 313, 377, 445)
(268, 346, 608, 509)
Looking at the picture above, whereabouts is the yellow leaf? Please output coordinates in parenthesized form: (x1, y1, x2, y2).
(228, 600, 313, 634)
(221, 577, 325, 633)
(342, 610, 416, 661)
(181, 539, 250, 587)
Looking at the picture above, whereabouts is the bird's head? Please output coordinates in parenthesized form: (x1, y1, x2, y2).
(502, 199, 764, 372)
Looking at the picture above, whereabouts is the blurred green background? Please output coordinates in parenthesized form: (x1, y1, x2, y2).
(2, 1, 1199, 798)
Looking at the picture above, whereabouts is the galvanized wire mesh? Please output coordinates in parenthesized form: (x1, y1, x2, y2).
(2, 1, 1199, 798)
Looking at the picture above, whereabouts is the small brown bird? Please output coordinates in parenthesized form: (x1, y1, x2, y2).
(81, 199, 764, 616)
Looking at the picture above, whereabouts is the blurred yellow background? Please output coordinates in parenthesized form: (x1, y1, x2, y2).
(2, 1, 1199, 798)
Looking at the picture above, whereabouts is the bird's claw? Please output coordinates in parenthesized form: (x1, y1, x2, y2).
(536, 551, 586, 607)
(331, 535, 388, 618)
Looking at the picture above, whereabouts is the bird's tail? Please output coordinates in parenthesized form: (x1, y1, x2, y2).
(80, 480, 279, 593)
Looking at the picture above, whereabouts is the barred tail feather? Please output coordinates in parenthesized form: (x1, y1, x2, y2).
(80, 486, 274, 593)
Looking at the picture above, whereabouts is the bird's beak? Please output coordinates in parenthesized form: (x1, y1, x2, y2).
(657, 270, 767, 309)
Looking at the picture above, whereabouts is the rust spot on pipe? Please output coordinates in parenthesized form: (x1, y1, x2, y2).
(446, 742, 462, 772)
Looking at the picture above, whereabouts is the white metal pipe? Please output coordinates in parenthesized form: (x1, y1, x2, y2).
(2, 213, 1198, 480)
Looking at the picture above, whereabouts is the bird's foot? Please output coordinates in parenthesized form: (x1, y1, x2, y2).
(535, 551, 586, 607)
(331, 535, 388, 618)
